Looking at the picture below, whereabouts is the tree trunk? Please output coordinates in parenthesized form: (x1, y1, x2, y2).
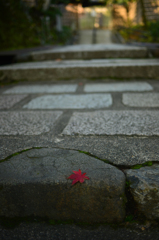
(139, 0, 147, 27)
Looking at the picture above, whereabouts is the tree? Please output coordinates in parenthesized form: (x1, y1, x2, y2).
(112, 0, 148, 27)
(0, 0, 41, 50)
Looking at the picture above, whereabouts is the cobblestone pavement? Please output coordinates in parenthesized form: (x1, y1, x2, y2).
(0, 80, 159, 236)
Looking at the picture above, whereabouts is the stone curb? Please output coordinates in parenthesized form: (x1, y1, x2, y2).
(125, 165, 159, 220)
(1, 147, 159, 223)
(0, 148, 126, 223)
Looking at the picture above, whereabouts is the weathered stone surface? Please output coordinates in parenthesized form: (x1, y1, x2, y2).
(4, 84, 77, 94)
(1, 135, 159, 167)
(55, 136, 159, 166)
(0, 95, 27, 109)
(23, 94, 112, 109)
(122, 93, 159, 107)
(62, 110, 159, 136)
(0, 148, 126, 223)
(0, 111, 62, 135)
(0, 59, 159, 80)
(125, 165, 159, 220)
(84, 82, 153, 92)
(31, 44, 147, 60)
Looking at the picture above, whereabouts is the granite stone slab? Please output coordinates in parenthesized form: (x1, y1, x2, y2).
(62, 110, 159, 136)
(23, 94, 112, 109)
(125, 165, 159, 220)
(0, 94, 27, 109)
(122, 93, 159, 107)
(0, 148, 125, 222)
(4, 84, 77, 94)
(55, 136, 159, 166)
(0, 111, 62, 135)
(31, 43, 147, 60)
(84, 82, 153, 92)
(0, 59, 159, 80)
(34, 44, 147, 52)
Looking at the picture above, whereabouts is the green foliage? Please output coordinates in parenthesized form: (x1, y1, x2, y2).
(0, 0, 73, 50)
(147, 21, 159, 42)
(131, 161, 153, 169)
(131, 164, 142, 169)
(119, 21, 159, 43)
(0, 0, 41, 50)
(126, 180, 131, 187)
(144, 161, 153, 166)
(0, 147, 42, 163)
(125, 214, 134, 222)
(51, 26, 72, 44)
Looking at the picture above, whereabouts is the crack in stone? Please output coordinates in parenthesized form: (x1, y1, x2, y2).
(1, 146, 158, 173)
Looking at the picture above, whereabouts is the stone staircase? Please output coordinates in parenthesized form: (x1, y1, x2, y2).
(0, 43, 159, 81)
(0, 43, 159, 225)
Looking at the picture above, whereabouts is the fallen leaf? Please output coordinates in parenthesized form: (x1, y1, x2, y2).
(68, 169, 89, 185)
(55, 58, 62, 62)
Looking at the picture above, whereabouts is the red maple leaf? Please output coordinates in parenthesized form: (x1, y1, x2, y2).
(67, 169, 89, 185)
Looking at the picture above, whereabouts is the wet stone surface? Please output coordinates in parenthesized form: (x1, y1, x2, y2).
(0, 148, 125, 223)
(23, 94, 112, 109)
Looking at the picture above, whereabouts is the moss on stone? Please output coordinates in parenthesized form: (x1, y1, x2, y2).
(131, 161, 153, 169)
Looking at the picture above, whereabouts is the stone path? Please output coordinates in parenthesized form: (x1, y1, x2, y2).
(0, 80, 159, 223)
(79, 30, 113, 44)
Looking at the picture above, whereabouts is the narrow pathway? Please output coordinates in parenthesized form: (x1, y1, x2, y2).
(79, 29, 113, 44)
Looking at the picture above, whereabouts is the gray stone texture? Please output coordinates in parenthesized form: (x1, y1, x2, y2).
(0, 59, 159, 81)
(122, 93, 159, 107)
(1, 136, 159, 167)
(31, 44, 147, 60)
(0, 94, 27, 109)
(55, 136, 159, 166)
(0, 148, 126, 223)
(23, 94, 112, 109)
(125, 165, 159, 220)
(62, 110, 159, 136)
(84, 82, 153, 92)
(0, 111, 62, 135)
(4, 84, 77, 94)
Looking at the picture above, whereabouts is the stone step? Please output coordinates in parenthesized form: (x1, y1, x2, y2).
(30, 44, 148, 61)
(1, 147, 159, 223)
(0, 148, 126, 223)
(1, 59, 159, 81)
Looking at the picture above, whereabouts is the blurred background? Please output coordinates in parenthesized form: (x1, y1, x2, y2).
(0, 0, 159, 50)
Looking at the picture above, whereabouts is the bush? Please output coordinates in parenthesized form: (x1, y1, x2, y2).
(0, 0, 41, 51)
(0, 0, 74, 50)
(147, 21, 159, 42)
(119, 21, 159, 43)
(51, 26, 73, 44)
